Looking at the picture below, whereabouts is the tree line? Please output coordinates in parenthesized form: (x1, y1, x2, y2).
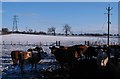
(1, 24, 120, 37)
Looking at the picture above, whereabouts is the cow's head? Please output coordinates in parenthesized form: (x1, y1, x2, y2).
(27, 48, 33, 52)
(74, 45, 88, 54)
(49, 46, 57, 54)
(34, 46, 43, 52)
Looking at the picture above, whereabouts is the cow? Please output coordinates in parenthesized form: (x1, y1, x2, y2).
(107, 45, 120, 65)
(74, 45, 109, 65)
(84, 46, 98, 59)
(74, 45, 98, 59)
(49, 46, 78, 69)
(74, 45, 88, 58)
(97, 49, 108, 68)
(11, 46, 43, 73)
(28, 46, 43, 70)
(49, 46, 79, 78)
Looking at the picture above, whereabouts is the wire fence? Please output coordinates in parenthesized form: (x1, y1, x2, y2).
(1, 40, 119, 47)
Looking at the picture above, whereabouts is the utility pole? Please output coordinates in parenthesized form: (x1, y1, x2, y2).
(13, 15, 18, 32)
(106, 4, 112, 46)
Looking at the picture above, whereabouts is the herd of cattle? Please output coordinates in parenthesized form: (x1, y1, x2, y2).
(10, 44, 120, 74)
(11, 46, 44, 73)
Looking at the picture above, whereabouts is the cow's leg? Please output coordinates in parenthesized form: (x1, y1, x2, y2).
(18, 53, 24, 74)
(34, 64, 38, 72)
(35, 64, 37, 70)
(60, 63, 64, 71)
(20, 60, 24, 74)
(11, 53, 18, 66)
(12, 59, 18, 66)
(31, 63, 34, 70)
(18, 57, 24, 74)
(20, 65, 23, 74)
(62, 63, 71, 79)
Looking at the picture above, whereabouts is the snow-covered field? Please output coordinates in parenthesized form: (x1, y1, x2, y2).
(1, 34, 118, 46)
(0, 34, 119, 79)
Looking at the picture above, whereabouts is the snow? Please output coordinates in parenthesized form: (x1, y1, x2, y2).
(1, 34, 118, 46)
(1, 34, 119, 79)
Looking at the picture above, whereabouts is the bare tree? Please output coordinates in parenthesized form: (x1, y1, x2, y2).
(63, 24, 72, 36)
(29, 29, 33, 33)
(48, 27, 56, 36)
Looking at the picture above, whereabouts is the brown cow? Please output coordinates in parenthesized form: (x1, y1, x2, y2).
(11, 50, 32, 65)
(11, 46, 43, 73)
(11, 50, 32, 73)
(74, 45, 98, 59)
(49, 46, 78, 78)
(49, 46, 78, 70)
(74, 45, 88, 57)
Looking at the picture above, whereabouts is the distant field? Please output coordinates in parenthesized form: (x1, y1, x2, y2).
(1, 34, 118, 46)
